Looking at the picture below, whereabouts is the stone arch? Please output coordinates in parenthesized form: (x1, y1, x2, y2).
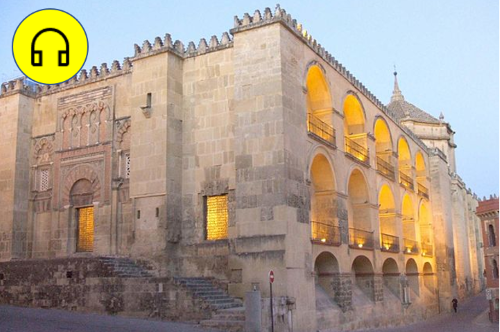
(351, 255, 376, 301)
(402, 194, 418, 254)
(423, 262, 435, 293)
(379, 184, 398, 252)
(373, 116, 394, 154)
(415, 151, 426, 176)
(397, 137, 412, 182)
(342, 92, 366, 135)
(315, 252, 340, 298)
(62, 164, 101, 207)
(493, 259, 499, 279)
(405, 258, 420, 295)
(70, 179, 93, 206)
(383, 258, 400, 297)
(419, 200, 433, 256)
(117, 119, 132, 149)
(310, 153, 339, 245)
(305, 64, 333, 125)
(346, 168, 372, 248)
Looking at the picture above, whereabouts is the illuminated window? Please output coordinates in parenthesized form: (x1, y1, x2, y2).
(124, 153, 131, 179)
(40, 169, 49, 191)
(206, 195, 228, 240)
(77, 206, 94, 252)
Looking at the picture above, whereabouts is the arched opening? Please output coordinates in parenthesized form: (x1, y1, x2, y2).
(398, 138, 414, 190)
(315, 252, 340, 299)
(489, 224, 497, 247)
(374, 118, 395, 180)
(406, 259, 420, 296)
(382, 258, 400, 297)
(379, 185, 399, 253)
(306, 65, 335, 145)
(70, 179, 94, 253)
(347, 169, 373, 249)
(493, 259, 499, 279)
(415, 152, 429, 198)
(419, 201, 433, 257)
(352, 256, 375, 301)
(423, 262, 435, 293)
(402, 194, 418, 254)
(310, 154, 339, 245)
(344, 94, 368, 163)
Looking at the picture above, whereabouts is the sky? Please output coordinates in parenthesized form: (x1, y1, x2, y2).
(1, 0, 498, 197)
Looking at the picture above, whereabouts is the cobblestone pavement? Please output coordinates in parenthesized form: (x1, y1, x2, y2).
(0, 292, 497, 332)
(0, 306, 220, 332)
(352, 291, 498, 332)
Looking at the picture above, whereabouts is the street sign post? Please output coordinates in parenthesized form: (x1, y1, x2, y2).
(269, 270, 274, 332)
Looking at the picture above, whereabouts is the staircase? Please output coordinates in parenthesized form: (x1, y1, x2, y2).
(174, 277, 245, 332)
(99, 257, 153, 278)
(201, 307, 245, 332)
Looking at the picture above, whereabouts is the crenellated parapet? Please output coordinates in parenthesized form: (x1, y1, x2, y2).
(0, 57, 133, 98)
(131, 32, 233, 60)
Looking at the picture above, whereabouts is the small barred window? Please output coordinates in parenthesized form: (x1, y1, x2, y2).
(125, 153, 131, 179)
(206, 195, 228, 240)
(40, 169, 49, 191)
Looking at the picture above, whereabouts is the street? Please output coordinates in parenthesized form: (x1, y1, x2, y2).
(0, 291, 496, 332)
(351, 291, 497, 332)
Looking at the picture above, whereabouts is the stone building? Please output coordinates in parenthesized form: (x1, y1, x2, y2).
(0, 5, 486, 332)
(477, 196, 499, 322)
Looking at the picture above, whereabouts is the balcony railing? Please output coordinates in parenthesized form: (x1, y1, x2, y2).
(421, 243, 434, 257)
(349, 228, 374, 249)
(380, 233, 400, 253)
(311, 221, 341, 246)
(307, 113, 336, 146)
(399, 171, 414, 191)
(377, 157, 395, 180)
(403, 238, 419, 255)
(418, 183, 429, 199)
(345, 137, 369, 164)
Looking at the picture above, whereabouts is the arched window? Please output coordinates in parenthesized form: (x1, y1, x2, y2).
(493, 259, 499, 279)
(489, 224, 497, 247)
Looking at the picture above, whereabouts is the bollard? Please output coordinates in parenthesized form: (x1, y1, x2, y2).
(245, 290, 262, 332)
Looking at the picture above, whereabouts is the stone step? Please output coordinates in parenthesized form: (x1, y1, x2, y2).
(200, 319, 245, 332)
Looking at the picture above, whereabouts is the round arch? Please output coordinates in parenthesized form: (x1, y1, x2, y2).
(347, 168, 371, 236)
(343, 92, 366, 135)
(397, 136, 412, 165)
(415, 151, 426, 175)
(62, 164, 101, 207)
(402, 194, 417, 253)
(314, 251, 340, 299)
(352, 255, 376, 301)
(406, 258, 420, 295)
(379, 185, 398, 251)
(305, 64, 333, 126)
(374, 116, 394, 154)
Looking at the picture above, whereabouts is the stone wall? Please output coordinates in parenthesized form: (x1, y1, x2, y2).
(0, 258, 211, 322)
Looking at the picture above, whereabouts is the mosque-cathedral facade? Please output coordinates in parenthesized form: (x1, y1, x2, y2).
(0, 5, 486, 332)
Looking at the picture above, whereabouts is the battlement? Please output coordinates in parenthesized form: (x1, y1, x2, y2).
(0, 57, 132, 97)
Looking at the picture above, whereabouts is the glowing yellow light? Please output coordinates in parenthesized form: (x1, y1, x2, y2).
(358, 243, 364, 248)
(77, 206, 94, 252)
(384, 244, 391, 250)
(406, 248, 412, 253)
(206, 195, 228, 241)
(321, 238, 326, 243)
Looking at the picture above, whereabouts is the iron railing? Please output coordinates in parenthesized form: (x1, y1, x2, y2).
(311, 221, 341, 246)
(421, 243, 434, 257)
(403, 238, 419, 255)
(418, 183, 429, 199)
(307, 113, 336, 146)
(349, 228, 374, 249)
(345, 137, 369, 164)
(399, 172, 414, 191)
(377, 157, 395, 180)
(380, 233, 400, 253)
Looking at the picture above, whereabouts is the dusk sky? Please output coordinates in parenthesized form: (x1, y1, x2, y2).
(1, 0, 498, 197)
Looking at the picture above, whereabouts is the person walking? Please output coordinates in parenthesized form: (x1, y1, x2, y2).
(452, 298, 458, 313)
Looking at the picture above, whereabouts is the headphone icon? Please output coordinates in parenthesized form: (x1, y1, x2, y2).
(31, 28, 69, 66)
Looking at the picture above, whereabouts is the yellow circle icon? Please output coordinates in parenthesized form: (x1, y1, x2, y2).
(12, 9, 88, 85)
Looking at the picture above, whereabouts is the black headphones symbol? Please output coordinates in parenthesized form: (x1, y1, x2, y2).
(31, 28, 69, 66)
